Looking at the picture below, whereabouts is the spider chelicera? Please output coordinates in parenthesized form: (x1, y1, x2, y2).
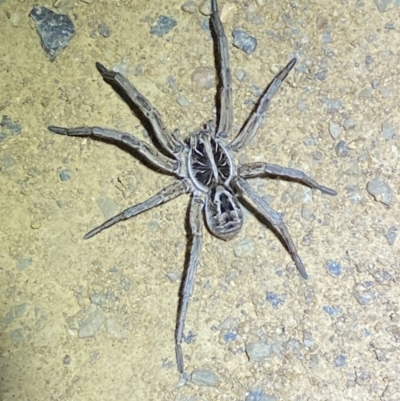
(48, 0, 337, 375)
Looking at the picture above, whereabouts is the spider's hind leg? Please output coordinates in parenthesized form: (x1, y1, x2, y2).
(175, 195, 204, 374)
(234, 177, 308, 279)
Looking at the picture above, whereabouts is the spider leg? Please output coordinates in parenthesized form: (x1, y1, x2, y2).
(48, 126, 179, 175)
(175, 195, 204, 374)
(95, 62, 183, 155)
(234, 177, 308, 279)
(84, 180, 190, 239)
(239, 162, 337, 196)
(228, 58, 296, 152)
(210, 0, 233, 139)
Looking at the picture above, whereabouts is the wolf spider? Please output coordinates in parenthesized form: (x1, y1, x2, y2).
(48, 0, 337, 375)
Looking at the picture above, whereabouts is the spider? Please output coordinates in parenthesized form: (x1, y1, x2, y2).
(48, 0, 337, 375)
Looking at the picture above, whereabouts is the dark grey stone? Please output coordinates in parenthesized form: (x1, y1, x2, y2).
(335, 140, 350, 157)
(59, 169, 70, 181)
(98, 23, 110, 38)
(29, 6, 76, 61)
(232, 29, 257, 54)
(150, 15, 177, 37)
(0, 115, 21, 142)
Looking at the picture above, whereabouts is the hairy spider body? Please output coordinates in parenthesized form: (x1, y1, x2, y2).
(48, 0, 337, 375)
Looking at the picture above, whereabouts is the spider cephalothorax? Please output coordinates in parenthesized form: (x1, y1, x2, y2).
(48, 0, 336, 376)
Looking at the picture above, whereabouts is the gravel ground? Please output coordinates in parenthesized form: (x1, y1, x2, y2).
(0, 0, 399, 400)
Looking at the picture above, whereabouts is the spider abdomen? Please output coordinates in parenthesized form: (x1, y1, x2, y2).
(205, 185, 243, 240)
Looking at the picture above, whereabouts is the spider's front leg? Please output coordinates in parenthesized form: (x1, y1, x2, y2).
(175, 195, 204, 375)
(95, 62, 183, 155)
(210, 0, 233, 138)
(48, 126, 179, 174)
(234, 177, 309, 279)
(229, 58, 296, 152)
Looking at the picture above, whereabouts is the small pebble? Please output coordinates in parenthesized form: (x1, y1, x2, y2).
(0, 115, 22, 142)
(355, 370, 371, 385)
(335, 354, 347, 367)
(335, 140, 350, 157)
(380, 87, 392, 98)
(367, 178, 393, 206)
(199, 1, 212, 16)
(181, 1, 198, 14)
(233, 237, 255, 257)
(16, 257, 33, 271)
(381, 121, 396, 140)
(90, 293, 106, 306)
(98, 23, 110, 38)
(322, 31, 333, 43)
(266, 291, 286, 308)
(371, 78, 380, 89)
(166, 271, 181, 282)
(150, 16, 177, 37)
(329, 121, 342, 138)
(96, 197, 120, 220)
(218, 316, 239, 331)
(10, 329, 24, 343)
(59, 170, 70, 181)
(14, 304, 27, 318)
(177, 95, 190, 107)
(322, 98, 341, 111)
(359, 88, 372, 98)
(353, 288, 374, 305)
(105, 317, 127, 339)
(297, 101, 308, 112)
(232, 29, 257, 54)
(29, 6, 75, 61)
(191, 369, 219, 387)
(234, 68, 246, 81)
(373, 269, 392, 284)
(323, 305, 342, 316)
(246, 342, 272, 361)
(365, 55, 374, 65)
(246, 389, 266, 401)
(325, 260, 342, 277)
(6, 11, 20, 27)
(78, 309, 105, 338)
(191, 66, 216, 89)
(343, 116, 356, 130)
(222, 331, 237, 342)
(63, 355, 71, 365)
(384, 226, 397, 246)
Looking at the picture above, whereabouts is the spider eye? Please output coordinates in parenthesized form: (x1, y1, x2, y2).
(205, 186, 243, 240)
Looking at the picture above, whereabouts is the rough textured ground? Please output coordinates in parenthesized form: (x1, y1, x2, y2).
(1, 0, 399, 400)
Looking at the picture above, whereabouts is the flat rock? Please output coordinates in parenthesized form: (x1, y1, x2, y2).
(29, 6, 75, 61)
